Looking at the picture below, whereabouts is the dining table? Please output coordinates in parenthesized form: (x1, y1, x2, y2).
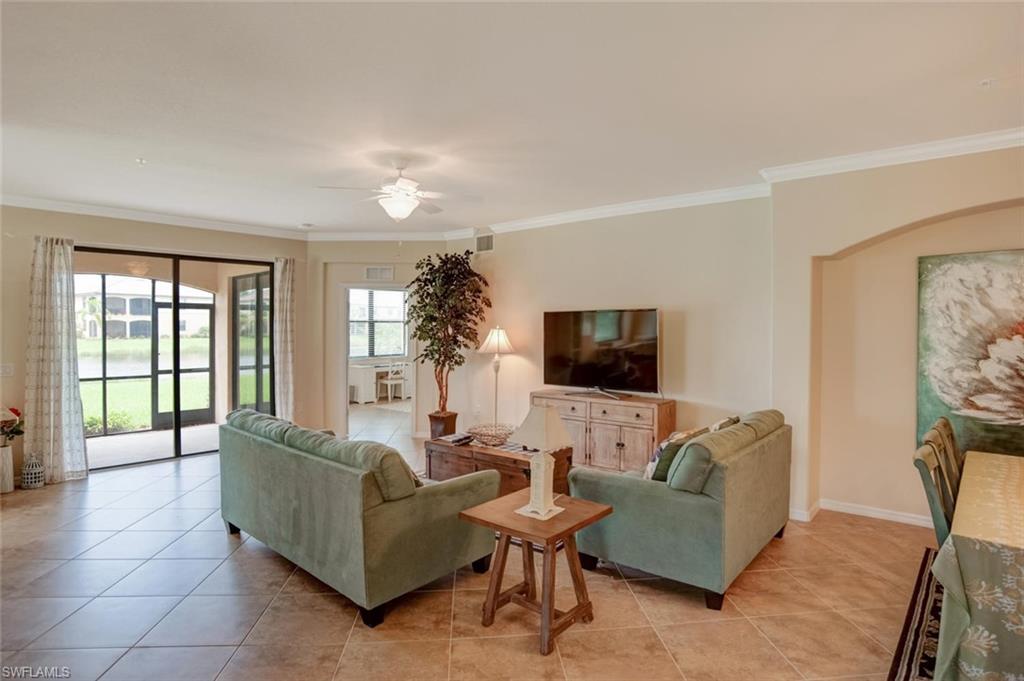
(930, 450, 1024, 681)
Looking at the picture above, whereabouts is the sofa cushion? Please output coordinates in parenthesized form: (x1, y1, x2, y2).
(226, 409, 296, 444)
(667, 423, 757, 493)
(740, 410, 785, 439)
(282, 428, 419, 501)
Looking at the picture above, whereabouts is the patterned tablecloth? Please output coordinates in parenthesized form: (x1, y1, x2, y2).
(931, 451, 1024, 681)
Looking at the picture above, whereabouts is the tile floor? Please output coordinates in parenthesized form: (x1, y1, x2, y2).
(0, 452, 937, 680)
(348, 401, 424, 472)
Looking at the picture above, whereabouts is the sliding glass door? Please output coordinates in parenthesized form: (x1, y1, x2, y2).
(231, 271, 273, 414)
(74, 248, 274, 468)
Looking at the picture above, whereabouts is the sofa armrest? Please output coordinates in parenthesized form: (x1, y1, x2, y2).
(568, 466, 724, 591)
(361, 470, 500, 607)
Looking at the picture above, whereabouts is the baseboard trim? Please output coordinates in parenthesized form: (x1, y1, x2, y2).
(789, 501, 820, 523)
(819, 498, 933, 528)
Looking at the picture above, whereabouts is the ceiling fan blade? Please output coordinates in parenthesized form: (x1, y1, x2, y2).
(360, 194, 387, 202)
(418, 201, 443, 215)
(317, 185, 379, 191)
(418, 190, 446, 199)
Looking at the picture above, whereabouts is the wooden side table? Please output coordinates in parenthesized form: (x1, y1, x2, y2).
(459, 488, 613, 654)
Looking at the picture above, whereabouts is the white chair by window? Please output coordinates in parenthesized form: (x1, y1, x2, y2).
(378, 363, 408, 402)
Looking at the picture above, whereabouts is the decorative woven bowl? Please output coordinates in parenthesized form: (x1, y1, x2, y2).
(467, 423, 515, 447)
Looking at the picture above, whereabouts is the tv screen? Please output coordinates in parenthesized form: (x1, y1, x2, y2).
(544, 309, 659, 393)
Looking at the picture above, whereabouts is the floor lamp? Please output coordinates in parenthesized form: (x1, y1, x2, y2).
(478, 327, 515, 426)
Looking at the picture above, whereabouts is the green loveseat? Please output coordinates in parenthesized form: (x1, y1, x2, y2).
(219, 410, 499, 626)
(568, 410, 791, 609)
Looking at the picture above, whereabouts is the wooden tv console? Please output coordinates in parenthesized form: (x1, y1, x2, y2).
(530, 389, 676, 473)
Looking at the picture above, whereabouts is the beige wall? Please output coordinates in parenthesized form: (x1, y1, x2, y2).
(820, 204, 1024, 520)
(772, 146, 1024, 517)
(443, 198, 773, 435)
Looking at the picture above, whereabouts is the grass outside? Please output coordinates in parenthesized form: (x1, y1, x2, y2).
(81, 369, 270, 435)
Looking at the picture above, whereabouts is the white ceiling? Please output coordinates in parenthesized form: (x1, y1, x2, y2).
(2, 2, 1021, 238)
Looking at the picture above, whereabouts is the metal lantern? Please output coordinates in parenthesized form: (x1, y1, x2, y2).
(21, 456, 45, 489)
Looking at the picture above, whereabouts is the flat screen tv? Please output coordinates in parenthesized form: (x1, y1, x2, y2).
(544, 309, 659, 393)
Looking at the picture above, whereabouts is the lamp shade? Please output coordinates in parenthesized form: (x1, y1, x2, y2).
(512, 405, 571, 452)
(478, 327, 515, 355)
(378, 194, 419, 221)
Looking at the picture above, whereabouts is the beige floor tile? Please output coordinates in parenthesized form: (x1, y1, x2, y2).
(657, 619, 800, 681)
(99, 646, 235, 681)
(415, 571, 456, 591)
(0, 648, 126, 681)
(786, 563, 909, 610)
(745, 546, 782, 571)
(864, 560, 924, 595)
(760, 534, 850, 568)
(219, 645, 343, 681)
(59, 508, 153, 532)
(349, 590, 452, 643)
(190, 512, 229, 531)
(335, 640, 448, 681)
(76, 531, 183, 559)
(139, 595, 271, 646)
(2, 531, 116, 560)
(192, 555, 295, 595)
(452, 588, 536, 638)
(751, 610, 892, 679)
(560, 581, 647, 629)
(615, 563, 660, 580)
(103, 489, 184, 509)
(29, 596, 180, 649)
(724, 570, 830, 617)
(13, 559, 142, 597)
(0, 558, 66, 594)
(450, 635, 566, 680)
(628, 578, 743, 625)
(280, 568, 338, 594)
(1, 597, 89, 649)
(153, 530, 244, 559)
(125, 508, 216, 532)
(840, 606, 907, 652)
(230, 537, 285, 561)
(102, 559, 222, 596)
(164, 490, 222, 509)
(556, 626, 682, 680)
(811, 530, 924, 564)
(245, 594, 357, 646)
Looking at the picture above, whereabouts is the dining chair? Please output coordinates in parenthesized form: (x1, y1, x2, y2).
(913, 442, 954, 546)
(934, 415, 963, 472)
(924, 425, 961, 500)
(378, 363, 407, 402)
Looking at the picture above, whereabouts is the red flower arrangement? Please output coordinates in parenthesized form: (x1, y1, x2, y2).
(1, 407, 25, 447)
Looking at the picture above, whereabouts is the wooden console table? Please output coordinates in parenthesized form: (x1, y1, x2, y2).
(425, 439, 572, 497)
(459, 488, 613, 654)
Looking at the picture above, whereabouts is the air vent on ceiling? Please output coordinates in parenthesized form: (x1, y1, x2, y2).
(364, 266, 394, 282)
(476, 234, 494, 252)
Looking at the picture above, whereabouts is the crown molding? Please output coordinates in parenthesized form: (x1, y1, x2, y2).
(759, 127, 1024, 184)
(488, 183, 771, 235)
(305, 230, 448, 242)
(443, 228, 476, 241)
(2, 194, 308, 241)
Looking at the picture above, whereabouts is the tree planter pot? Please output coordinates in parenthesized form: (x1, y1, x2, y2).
(428, 412, 458, 439)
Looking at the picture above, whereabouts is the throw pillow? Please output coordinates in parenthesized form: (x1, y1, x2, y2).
(709, 415, 740, 432)
(644, 427, 708, 481)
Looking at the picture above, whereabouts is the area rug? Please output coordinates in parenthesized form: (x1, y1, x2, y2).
(888, 547, 942, 681)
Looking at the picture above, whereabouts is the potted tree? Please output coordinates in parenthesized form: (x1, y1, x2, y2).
(407, 250, 491, 438)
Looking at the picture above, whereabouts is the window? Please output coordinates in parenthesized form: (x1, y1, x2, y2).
(129, 297, 151, 316)
(129, 320, 151, 338)
(349, 289, 407, 358)
(105, 296, 126, 315)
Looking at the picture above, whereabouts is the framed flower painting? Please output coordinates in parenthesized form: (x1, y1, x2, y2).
(917, 248, 1024, 455)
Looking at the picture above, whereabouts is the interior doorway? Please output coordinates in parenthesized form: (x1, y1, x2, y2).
(344, 286, 418, 463)
(74, 248, 273, 469)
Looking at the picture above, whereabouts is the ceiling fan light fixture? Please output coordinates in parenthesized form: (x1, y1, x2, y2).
(378, 194, 419, 221)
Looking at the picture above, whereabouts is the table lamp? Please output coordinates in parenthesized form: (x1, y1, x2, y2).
(512, 405, 572, 520)
(477, 327, 515, 426)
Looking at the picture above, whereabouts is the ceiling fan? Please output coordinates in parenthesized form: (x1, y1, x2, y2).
(318, 165, 445, 222)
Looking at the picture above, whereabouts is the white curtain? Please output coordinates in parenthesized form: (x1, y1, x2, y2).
(273, 257, 295, 422)
(24, 236, 88, 482)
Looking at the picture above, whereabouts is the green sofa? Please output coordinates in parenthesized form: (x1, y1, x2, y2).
(219, 410, 499, 626)
(568, 410, 791, 609)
